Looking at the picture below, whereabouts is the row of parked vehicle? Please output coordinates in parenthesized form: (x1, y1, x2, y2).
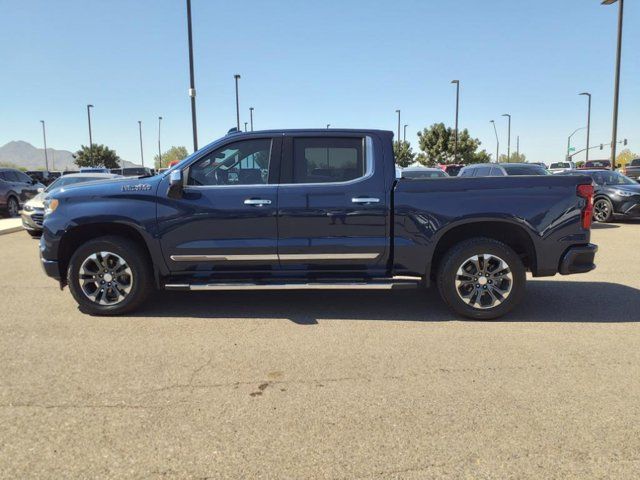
(26, 167, 155, 186)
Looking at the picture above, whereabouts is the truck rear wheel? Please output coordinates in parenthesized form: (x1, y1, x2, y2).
(67, 236, 153, 315)
(437, 238, 526, 320)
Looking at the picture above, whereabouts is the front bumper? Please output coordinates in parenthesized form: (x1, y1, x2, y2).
(39, 235, 61, 280)
(21, 208, 44, 231)
(559, 244, 598, 275)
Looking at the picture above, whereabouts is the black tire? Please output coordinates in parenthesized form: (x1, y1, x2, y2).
(593, 197, 614, 223)
(437, 237, 526, 320)
(6, 196, 20, 217)
(26, 230, 41, 238)
(67, 235, 153, 315)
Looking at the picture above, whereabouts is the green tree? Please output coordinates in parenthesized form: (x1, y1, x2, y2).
(498, 152, 527, 163)
(616, 149, 638, 169)
(73, 144, 121, 169)
(393, 140, 416, 168)
(154, 146, 189, 169)
(417, 123, 488, 165)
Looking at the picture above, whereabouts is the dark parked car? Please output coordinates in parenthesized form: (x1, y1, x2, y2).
(0, 168, 45, 217)
(562, 169, 640, 222)
(622, 158, 640, 182)
(21, 172, 122, 236)
(580, 160, 611, 170)
(40, 129, 596, 320)
(401, 167, 448, 179)
(458, 163, 549, 177)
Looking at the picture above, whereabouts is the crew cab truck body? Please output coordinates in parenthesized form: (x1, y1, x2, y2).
(40, 129, 597, 319)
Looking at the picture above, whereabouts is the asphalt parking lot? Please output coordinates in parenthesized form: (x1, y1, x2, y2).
(1, 222, 639, 479)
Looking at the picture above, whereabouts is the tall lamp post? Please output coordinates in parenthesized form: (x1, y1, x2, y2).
(579, 92, 592, 162)
(395, 109, 401, 145)
(186, 0, 198, 151)
(234, 74, 241, 131)
(451, 80, 460, 161)
(490, 120, 499, 162)
(326, 124, 330, 129)
(602, 0, 624, 169)
(86, 104, 94, 148)
(403, 124, 408, 143)
(157, 116, 163, 168)
(244, 122, 248, 132)
(516, 136, 520, 158)
(249, 107, 254, 131)
(502, 113, 511, 162)
(40, 120, 49, 171)
(138, 121, 144, 167)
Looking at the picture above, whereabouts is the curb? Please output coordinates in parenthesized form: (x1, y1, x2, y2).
(0, 226, 23, 236)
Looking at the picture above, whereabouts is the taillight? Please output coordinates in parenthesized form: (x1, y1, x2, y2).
(577, 184, 594, 230)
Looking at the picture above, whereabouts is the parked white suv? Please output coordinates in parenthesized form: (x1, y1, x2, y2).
(549, 161, 575, 174)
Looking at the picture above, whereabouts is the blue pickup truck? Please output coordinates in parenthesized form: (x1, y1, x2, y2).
(40, 129, 597, 319)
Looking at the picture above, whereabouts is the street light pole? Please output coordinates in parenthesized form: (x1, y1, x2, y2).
(490, 120, 499, 163)
(158, 116, 163, 168)
(516, 136, 520, 158)
(234, 74, 241, 131)
(451, 80, 460, 161)
(395, 109, 401, 145)
(249, 107, 254, 131)
(244, 122, 248, 132)
(502, 114, 511, 162)
(403, 124, 408, 143)
(602, 0, 624, 169)
(138, 121, 144, 167)
(40, 120, 49, 171)
(567, 127, 587, 158)
(326, 124, 330, 129)
(86, 104, 94, 148)
(186, 0, 198, 152)
(579, 92, 592, 162)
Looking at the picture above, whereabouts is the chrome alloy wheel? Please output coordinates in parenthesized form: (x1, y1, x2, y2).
(78, 251, 133, 305)
(455, 254, 513, 310)
(593, 199, 611, 222)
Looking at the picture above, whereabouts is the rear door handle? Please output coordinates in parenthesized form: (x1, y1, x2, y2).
(244, 198, 272, 206)
(351, 197, 380, 204)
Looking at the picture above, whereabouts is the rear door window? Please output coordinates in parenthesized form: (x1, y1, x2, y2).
(291, 137, 364, 184)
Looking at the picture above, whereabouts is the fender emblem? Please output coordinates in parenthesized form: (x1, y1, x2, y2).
(121, 184, 152, 192)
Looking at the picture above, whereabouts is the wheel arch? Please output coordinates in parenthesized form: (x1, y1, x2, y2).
(428, 220, 537, 281)
(58, 222, 158, 286)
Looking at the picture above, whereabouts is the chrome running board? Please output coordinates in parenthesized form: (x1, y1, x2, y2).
(164, 277, 421, 292)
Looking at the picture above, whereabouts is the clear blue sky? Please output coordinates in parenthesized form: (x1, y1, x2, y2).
(1, 0, 638, 165)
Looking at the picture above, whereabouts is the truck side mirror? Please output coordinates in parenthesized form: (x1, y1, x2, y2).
(167, 170, 184, 199)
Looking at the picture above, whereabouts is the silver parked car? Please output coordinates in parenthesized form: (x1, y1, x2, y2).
(21, 172, 121, 236)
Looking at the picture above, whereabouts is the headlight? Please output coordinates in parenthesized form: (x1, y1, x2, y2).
(613, 189, 635, 197)
(23, 203, 34, 212)
(44, 198, 59, 216)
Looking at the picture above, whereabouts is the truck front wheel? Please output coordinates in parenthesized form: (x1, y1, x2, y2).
(67, 236, 153, 315)
(437, 238, 526, 320)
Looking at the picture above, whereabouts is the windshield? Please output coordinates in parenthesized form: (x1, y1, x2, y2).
(592, 171, 637, 186)
(630, 159, 640, 167)
(502, 164, 549, 176)
(550, 162, 570, 169)
(45, 176, 108, 192)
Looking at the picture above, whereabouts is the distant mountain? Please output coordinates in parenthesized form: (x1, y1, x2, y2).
(0, 141, 140, 171)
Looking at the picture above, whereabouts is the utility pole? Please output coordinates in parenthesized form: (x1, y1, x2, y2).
(186, 0, 198, 151)
(403, 124, 408, 143)
(451, 80, 460, 162)
(579, 92, 592, 162)
(138, 121, 144, 167)
(234, 74, 241, 131)
(490, 120, 499, 162)
(158, 116, 163, 168)
(40, 120, 49, 171)
(602, 0, 624, 168)
(516, 136, 520, 159)
(502, 114, 511, 162)
(395, 109, 401, 145)
(249, 107, 254, 131)
(87, 104, 94, 148)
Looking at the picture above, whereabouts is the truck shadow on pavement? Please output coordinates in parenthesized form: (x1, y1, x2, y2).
(141, 280, 640, 324)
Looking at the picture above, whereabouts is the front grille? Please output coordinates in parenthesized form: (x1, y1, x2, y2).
(32, 213, 44, 226)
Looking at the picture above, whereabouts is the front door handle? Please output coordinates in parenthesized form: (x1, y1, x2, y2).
(244, 198, 272, 206)
(351, 197, 380, 204)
